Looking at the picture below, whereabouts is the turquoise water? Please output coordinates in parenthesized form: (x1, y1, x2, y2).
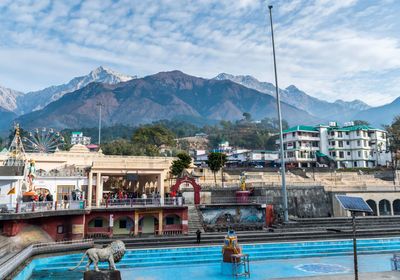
(16, 238, 400, 279)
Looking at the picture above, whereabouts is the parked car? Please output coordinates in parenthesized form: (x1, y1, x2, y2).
(254, 165, 264, 169)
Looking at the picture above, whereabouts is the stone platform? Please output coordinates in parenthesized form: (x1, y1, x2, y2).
(84, 270, 122, 280)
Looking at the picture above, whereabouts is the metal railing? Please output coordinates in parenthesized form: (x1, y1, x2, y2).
(101, 197, 185, 208)
(0, 239, 93, 279)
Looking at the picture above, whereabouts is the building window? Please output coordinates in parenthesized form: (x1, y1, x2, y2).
(119, 219, 127, 229)
(347, 151, 351, 156)
(357, 140, 361, 146)
(292, 132, 295, 137)
(365, 151, 368, 158)
(166, 217, 175, 225)
(339, 151, 344, 158)
(356, 130, 360, 136)
(354, 162, 358, 167)
(57, 225, 64, 234)
(338, 132, 342, 137)
(364, 140, 368, 147)
(339, 141, 343, 147)
(346, 141, 350, 145)
(331, 131, 335, 136)
(345, 132, 349, 135)
(94, 219, 103, 227)
(358, 151, 361, 157)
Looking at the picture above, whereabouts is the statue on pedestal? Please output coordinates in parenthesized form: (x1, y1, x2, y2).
(69, 240, 126, 280)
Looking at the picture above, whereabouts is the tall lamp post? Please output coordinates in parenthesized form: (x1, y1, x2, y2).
(97, 102, 103, 147)
(268, 5, 288, 222)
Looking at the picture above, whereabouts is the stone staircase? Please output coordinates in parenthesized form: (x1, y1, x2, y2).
(188, 205, 204, 234)
(0, 236, 15, 267)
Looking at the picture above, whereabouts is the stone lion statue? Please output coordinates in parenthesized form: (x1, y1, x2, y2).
(69, 240, 126, 271)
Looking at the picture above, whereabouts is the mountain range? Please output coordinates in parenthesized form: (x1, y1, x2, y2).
(15, 71, 318, 129)
(214, 73, 371, 122)
(15, 66, 136, 114)
(0, 67, 399, 133)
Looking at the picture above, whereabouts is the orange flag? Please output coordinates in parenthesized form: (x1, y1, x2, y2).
(7, 187, 16, 195)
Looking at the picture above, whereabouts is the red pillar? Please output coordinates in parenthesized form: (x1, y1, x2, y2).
(2, 221, 23, 236)
(71, 214, 85, 240)
(182, 207, 189, 234)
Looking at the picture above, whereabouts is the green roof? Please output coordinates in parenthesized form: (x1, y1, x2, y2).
(328, 125, 380, 132)
(283, 125, 318, 133)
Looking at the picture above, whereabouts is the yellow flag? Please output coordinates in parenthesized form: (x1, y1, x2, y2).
(7, 187, 16, 195)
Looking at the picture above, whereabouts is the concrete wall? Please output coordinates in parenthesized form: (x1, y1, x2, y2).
(263, 186, 333, 218)
(193, 186, 333, 218)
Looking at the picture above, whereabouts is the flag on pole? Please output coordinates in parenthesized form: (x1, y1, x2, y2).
(7, 187, 16, 195)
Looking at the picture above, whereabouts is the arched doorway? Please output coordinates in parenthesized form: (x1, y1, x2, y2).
(139, 215, 158, 235)
(113, 216, 134, 235)
(379, 199, 391, 216)
(171, 176, 201, 204)
(366, 200, 377, 216)
(393, 200, 400, 215)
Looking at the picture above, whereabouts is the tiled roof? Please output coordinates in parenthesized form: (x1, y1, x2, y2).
(328, 125, 380, 131)
(283, 125, 318, 133)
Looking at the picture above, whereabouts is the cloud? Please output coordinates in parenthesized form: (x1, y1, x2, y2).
(0, 0, 399, 106)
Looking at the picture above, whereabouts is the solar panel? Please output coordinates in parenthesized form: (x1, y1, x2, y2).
(336, 195, 373, 213)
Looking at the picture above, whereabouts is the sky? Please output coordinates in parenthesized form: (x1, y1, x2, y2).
(0, 0, 399, 106)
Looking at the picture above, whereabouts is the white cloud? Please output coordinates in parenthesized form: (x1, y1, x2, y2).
(0, 0, 399, 106)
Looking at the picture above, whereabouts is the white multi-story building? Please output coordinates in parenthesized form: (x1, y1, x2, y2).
(277, 122, 391, 168)
(71, 132, 91, 145)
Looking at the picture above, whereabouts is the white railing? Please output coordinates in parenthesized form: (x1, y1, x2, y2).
(12, 200, 85, 214)
(100, 197, 185, 208)
(0, 239, 93, 279)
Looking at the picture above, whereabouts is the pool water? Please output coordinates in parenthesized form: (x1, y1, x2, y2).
(16, 237, 400, 280)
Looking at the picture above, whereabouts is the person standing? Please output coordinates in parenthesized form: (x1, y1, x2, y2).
(196, 229, 201, 244)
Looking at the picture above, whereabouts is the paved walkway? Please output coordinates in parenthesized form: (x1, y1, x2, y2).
(276, 271, 400, 279)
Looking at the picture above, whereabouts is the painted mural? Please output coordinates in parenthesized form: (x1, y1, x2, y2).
(201, 206, 264, 225)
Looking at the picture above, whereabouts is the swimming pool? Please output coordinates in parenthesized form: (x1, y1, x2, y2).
(16, 237, 400, 279)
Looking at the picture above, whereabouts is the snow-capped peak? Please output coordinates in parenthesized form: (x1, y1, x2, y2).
(17, 66, 137, 114)
(89, 66, 135, 83)
(0, 85, 23, 112)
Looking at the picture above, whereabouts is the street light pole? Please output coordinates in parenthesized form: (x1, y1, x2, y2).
(97, 102, 103, 147)
(268, 5, 288, 222)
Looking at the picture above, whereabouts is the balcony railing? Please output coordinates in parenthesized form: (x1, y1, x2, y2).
(13, 200, 85, 213)
(101, 197, 185, 208)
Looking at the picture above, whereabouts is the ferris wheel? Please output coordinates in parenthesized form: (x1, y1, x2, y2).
(22, 127, 65, 153)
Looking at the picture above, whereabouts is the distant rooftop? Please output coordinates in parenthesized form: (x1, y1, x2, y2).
(328, 125, 382, 132)
(283, 125, 318, 133)
(284, 123, 384, 133)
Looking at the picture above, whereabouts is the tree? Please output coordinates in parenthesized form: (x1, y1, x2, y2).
(131, 124, 176, 156)
(385, 115, 400, 184)
(102, 139, 135, 155)
(242, 112, 252, 122)
(170, 152, 192, 177)
(353, 120, 370, 126)
(206, 152, 227, 186)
